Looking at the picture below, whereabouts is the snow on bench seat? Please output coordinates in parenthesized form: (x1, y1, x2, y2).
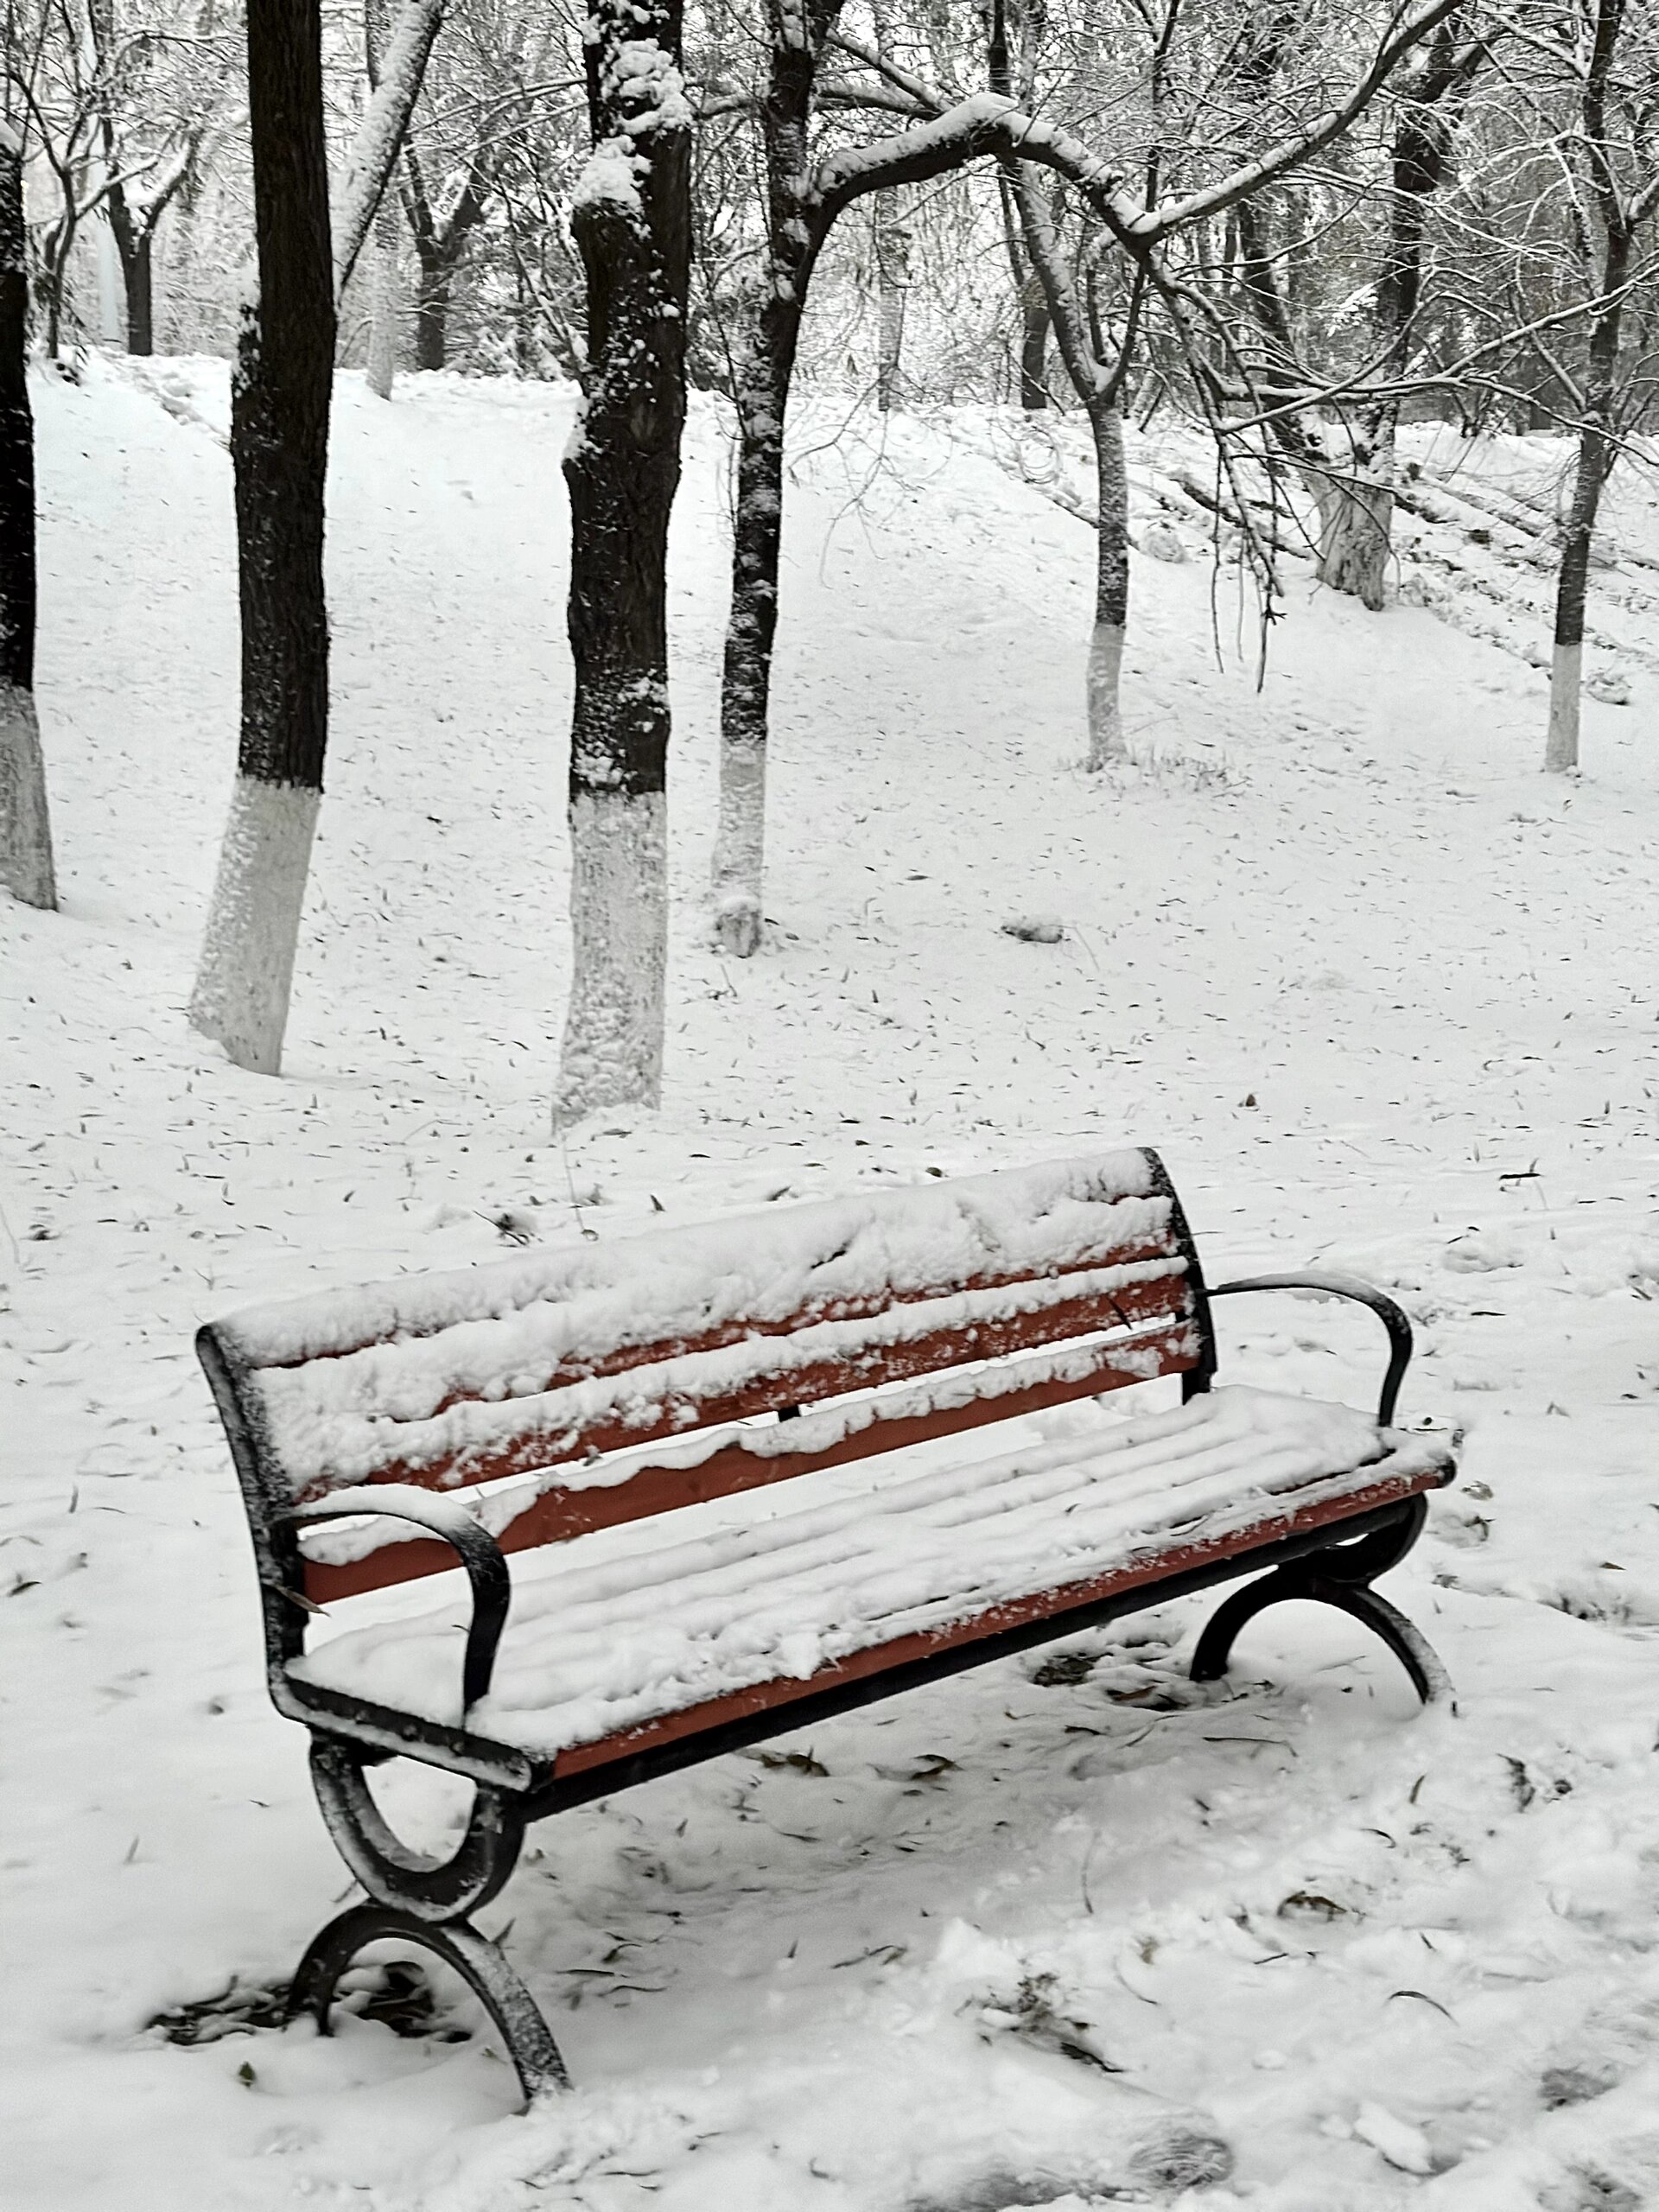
(290, 1386, 1452, 1769)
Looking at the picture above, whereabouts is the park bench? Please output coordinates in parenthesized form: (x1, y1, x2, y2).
(199, 1146, 1454, 2102)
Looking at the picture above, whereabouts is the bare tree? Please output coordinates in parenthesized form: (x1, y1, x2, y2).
(0, 116, 56, 910)
(709, 0, 1472, 951)
(553, 0, 691, 1128)
(1541, 0, 1659, 772)
(188, 0, 334, 1074)
(1223, 3, 1487, 610)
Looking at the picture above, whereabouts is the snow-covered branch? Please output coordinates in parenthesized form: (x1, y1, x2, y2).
(334, 0, 448, 300)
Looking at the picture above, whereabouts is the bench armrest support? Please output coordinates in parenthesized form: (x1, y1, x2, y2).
(1206, 1272, 1414, 1428)
(278, 1486, 511, 1713)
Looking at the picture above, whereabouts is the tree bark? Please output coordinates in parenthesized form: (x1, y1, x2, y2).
(105, 183, 157, 356)
(711, 1, 841, 957)
(1545, 0, 1634, 776)
(553, 0, 690, 1128)
(364, 0, 400, 399)
(414, 253, 451, 369)
(874, 189, 910, 410)
(0, 120, 56, 912)
(404, 142, 490, 373)
(189, 0, 334, 1075)
(1085, 395, 1129, 768)
(1545, 273, 1622, 774)
(1020, 287, 1050, 408)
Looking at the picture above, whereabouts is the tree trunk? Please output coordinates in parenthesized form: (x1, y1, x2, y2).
(711, 3, 835, 956)
(365, 207, 400, 397)
(874, 189, 910, 412)
(1312, 417, 1394, 612)
(1546, 404, 1612, 774)
(414, 249, 450, 368)
(363, 0, 399, 399)
(1020, 286, 1049, 409)
(189, 0, 334, 1075)
(714, 335, 798, 954)
(0, 120, 56, 912)
(126, 229, 155, 355)
(553, 0, 690, 1128)
(1085, 395, 1129, 769)
(1545, 0, 1630, 779)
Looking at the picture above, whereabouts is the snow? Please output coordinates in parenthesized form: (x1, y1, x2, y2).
(3, 354, 1656, 2209)
(218, 1146, 1171, 1491)
(290, 1386, 1449, 1758)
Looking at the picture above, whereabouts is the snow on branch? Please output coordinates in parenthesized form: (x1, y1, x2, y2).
(813, 92, 1138, 237)
(571, 29, 691, 241)
(1135, 0, 1469, 238)
(334, 0, 447, 301)
(812, 0, 1472, 252)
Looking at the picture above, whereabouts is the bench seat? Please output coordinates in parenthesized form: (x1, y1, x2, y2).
(291, 1384, 1452, 1770)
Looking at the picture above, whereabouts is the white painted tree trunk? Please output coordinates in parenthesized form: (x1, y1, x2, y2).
(188, 774, 321, 1076)
(0, 682, 57, 909)
(1085, 620, 1125, 770)
(1545, 642, 1581, 774)
(552, 790, 668, 1129)
(711, 739, 765, 956)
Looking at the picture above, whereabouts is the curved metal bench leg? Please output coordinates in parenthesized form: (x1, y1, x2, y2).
(310, 1738, 525, 1922)
(287, 1902, 569, 2106)
(1191, 1502, 1450, 1705)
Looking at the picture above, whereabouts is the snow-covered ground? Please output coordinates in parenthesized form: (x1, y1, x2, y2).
(3, 359, 1656, 2212)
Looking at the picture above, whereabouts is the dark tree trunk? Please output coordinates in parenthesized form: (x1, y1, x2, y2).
(554, 0, 690, 1126)
(105, 181, 156, 355)
(127, 232, 155, 355)
(1020, 287, 1050, 408)
(188, 0, 335, 1073)
(1546, 0, 1633, 774)
(711, 0, 842, 954)
(415, 250, 452, 369)
(0, 135, 35, 706)
(1, 121, 56, 910)
(404, 141, 491, 374)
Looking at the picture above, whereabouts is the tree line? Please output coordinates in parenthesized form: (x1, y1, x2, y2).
(3, 0, 1655, 1124)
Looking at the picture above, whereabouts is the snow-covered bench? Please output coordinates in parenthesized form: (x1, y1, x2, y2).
(198, 1146, 1454, 2101)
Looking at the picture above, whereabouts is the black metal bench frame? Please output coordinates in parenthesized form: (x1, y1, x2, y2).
(199, 1167, 1452, 2105)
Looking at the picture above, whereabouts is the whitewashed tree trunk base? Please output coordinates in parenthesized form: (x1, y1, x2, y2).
(1084, 621, 1127, 771)
(711, 738, 766, 957)
(1546, 642, 1582, 773)
(188, 773, 321, 1076)
(0, 683, 58, 909)
(553, 790, 668, 1130)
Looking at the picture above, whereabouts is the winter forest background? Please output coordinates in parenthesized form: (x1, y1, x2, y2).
(3, 1, 1658, 2207)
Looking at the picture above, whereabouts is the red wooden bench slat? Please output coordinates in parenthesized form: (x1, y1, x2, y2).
(290, 1259, 1191, 1505)
(301, 1315, 1200, 1602)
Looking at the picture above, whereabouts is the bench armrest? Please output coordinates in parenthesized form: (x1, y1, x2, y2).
(1206, 1272, 1414, 1428)
(277, 1485, 511, 1714)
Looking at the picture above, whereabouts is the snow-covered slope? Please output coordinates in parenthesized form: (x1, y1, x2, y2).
(2, 358, 1656, 2210)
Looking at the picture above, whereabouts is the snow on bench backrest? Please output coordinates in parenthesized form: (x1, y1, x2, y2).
(206, 1147, 1205, 1602)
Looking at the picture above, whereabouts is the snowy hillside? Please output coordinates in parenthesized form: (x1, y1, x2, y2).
(3, 358, 1656, 2211)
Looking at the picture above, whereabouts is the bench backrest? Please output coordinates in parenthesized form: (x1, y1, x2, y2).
(200, 1147, 1211, 1606)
